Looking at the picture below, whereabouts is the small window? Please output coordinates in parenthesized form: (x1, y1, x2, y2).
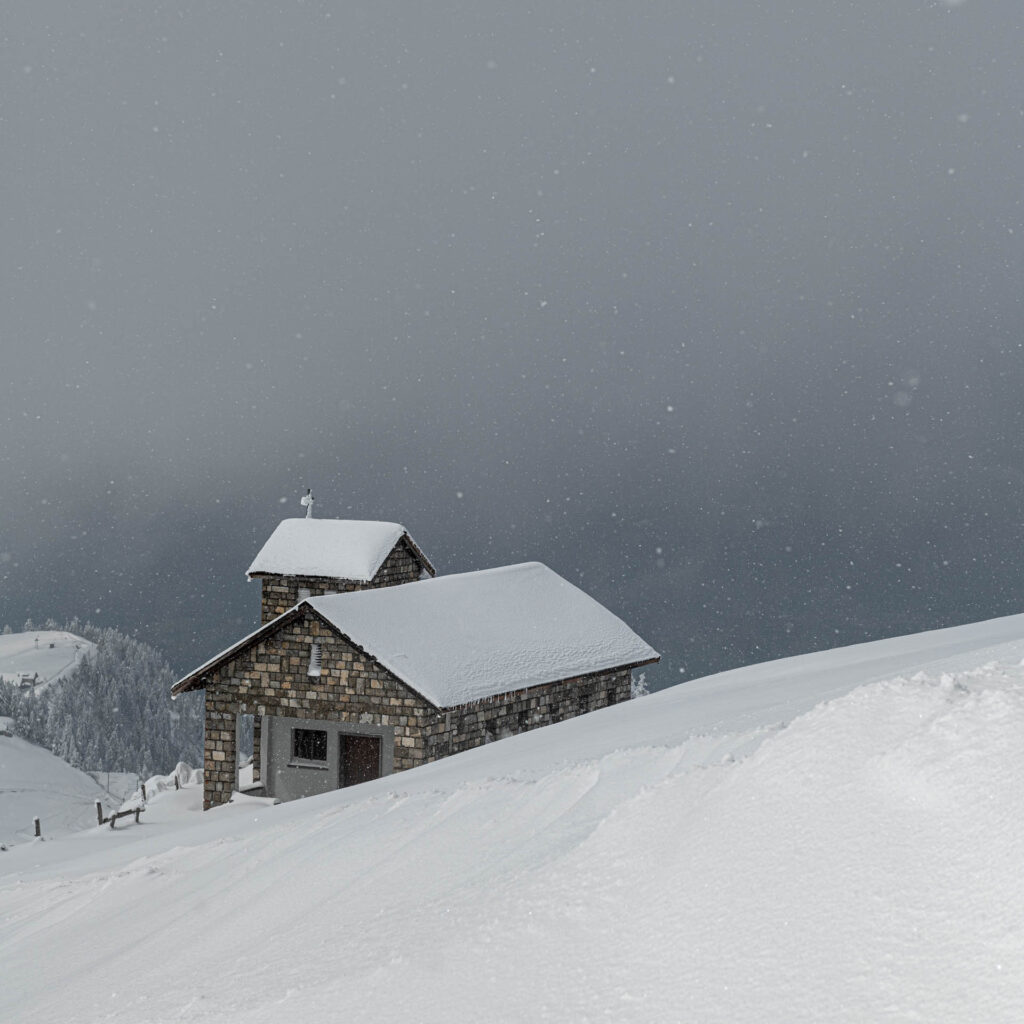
(308, 642, 322, 676)
(293, 728, 327, 761)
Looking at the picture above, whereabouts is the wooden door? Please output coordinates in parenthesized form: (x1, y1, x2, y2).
(340, 734, 381, 788)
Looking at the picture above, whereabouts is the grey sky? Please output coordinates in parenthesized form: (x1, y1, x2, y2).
(2, 2, 1022, 686)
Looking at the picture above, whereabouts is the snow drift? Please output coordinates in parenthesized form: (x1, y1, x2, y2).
(2, 614, 1024, 1022)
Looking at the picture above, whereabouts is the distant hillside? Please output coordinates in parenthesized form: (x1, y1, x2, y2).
(0, 730, 119, 845)
(0, 629, 95, 693)
(0, 622, 202, 779)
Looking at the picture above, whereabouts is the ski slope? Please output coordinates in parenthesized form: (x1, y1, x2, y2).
(2, 613, 1024, 1023)
(0, 630, 95, 693)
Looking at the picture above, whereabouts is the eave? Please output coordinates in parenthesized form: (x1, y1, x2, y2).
(171, 606, 306, 697)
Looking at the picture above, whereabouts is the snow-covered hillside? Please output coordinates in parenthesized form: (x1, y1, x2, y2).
(3, 613, 1024, 1023)
(0, 630, 95, 692)
(0, 733, 118, 845)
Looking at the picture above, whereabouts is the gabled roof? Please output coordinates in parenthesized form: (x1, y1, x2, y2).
(306, 562, 658, 706)
(173, 562, 658, 707)
(246, 518, 434, 581)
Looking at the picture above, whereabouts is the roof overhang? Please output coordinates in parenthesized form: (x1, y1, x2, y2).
(245, 529, 435, 582)
(401, 532, 436, 578)
(171, 606, 306, 697)
(172, 605, 658, 706)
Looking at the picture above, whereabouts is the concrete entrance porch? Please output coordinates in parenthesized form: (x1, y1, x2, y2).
(257, 714, 395, 803)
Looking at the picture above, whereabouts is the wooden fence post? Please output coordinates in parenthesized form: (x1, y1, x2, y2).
(33, 817, 40, 838)
(96, 800, 104, 826)
(141, 782, 147, 802)
(174, 775, 180, 790)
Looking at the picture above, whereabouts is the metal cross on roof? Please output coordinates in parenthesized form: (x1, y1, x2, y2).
(300, 488, 315, 518)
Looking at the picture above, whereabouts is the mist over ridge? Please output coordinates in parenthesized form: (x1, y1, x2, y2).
(2, 2, 1022, 684)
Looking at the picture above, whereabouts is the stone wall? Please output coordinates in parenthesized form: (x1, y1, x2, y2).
(202, 606, 438, 808)
(200, 606, 637, 809)
(424, 668, 632, 760)
(255, 537, 426, 622)
(371, 539, 426, 587)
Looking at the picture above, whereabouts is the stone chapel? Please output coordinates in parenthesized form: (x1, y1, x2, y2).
(173, 501, 658, 809)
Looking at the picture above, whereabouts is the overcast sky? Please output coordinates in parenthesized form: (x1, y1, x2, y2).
(2, 1, 1023, 687)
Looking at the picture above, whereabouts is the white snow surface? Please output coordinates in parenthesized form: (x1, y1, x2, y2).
(246, 518, 407, 581)
(0, 735, 118, 845)
(306, 561, 659, 706)
(0, 630, 95, 692)
(5, 612, 1024, 1022)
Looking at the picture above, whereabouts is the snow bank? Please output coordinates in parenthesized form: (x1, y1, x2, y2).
(121, 762, 201, 808)
(553, 669, 1024, 1022)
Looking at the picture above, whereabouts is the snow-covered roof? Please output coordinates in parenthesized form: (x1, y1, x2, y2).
(173, 562, 658, 706)
(307, 562, 658, 707)
(246, 518, 432, 582)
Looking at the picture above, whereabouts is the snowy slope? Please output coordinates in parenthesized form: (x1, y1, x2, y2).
(3, 613, 1024, 1022)
(0, 734, 119, 845)
(0, 630, 95, 692)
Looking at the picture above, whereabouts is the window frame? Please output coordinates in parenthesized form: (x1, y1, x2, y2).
(290, 726, 328, 767)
